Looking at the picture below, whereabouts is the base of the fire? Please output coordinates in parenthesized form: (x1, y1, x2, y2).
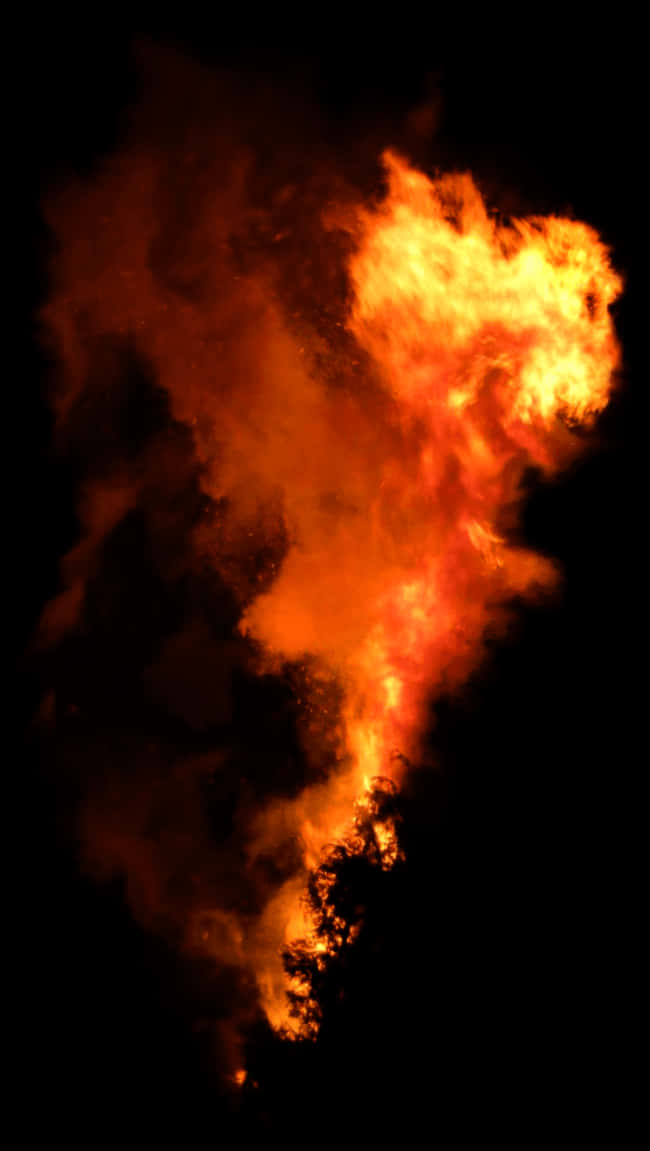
(277, 776, 404, 1039)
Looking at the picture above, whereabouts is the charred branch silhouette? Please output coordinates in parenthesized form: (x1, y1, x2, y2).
(281, 777, 404, 1035)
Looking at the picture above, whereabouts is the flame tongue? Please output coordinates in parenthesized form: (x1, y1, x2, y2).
(242, 151, 621, 1034)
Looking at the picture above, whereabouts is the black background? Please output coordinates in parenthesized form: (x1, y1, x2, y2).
(20, 18, 640, 1142)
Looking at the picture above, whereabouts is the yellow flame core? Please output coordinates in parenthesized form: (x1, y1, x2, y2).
(351, 155, 621, 426)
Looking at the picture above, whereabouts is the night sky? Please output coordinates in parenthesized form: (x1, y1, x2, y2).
(20, 20, 640, 1142)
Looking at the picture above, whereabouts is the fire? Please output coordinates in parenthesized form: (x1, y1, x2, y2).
(241, 151, 621, 1034)
(39, 102, 621, 1053)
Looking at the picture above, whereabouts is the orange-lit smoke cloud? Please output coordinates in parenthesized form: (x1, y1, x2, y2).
(37, 50, 621, 1047)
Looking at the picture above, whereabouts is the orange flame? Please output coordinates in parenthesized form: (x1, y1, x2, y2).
(239, 151, 621, 1032)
